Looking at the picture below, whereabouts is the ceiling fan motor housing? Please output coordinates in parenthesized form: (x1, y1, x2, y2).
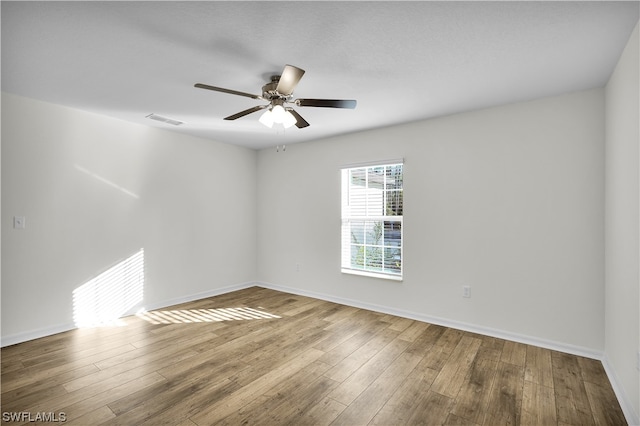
(262, 75, 290, 101)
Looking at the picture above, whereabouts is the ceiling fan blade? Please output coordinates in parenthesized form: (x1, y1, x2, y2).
(295, 99, 357, 109)
(287, 108, 310, 128)
(195, 83, 262, 100)
(276, 65, 305, 95)
(224, 105, 269, 120)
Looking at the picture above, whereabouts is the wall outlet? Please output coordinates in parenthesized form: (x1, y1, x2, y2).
(462, 285, 471, 298)
(296, 263, 300, 272)
(637, 350, 640, 371)
(13, 216, 26, 229)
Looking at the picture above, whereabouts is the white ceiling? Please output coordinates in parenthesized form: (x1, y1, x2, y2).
(2, 1, 638, 150)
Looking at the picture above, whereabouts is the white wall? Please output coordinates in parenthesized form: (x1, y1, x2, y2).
(258, 88, 605, 353)
(1, 40, 635, 417)
(605, 21, 640, 422)
(0, 86, 610, 360)
(1, 93, 258, 343)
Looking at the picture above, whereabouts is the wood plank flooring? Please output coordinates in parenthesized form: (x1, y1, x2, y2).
(1, 287, 627, 425)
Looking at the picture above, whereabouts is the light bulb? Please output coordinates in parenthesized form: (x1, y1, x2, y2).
(282, 110, 297, 129)
(259, 109, 274, 128)
(271, 104, 286, 123)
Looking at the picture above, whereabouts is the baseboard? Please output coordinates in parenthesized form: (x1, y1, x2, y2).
(0, 281, 258, 348)
(257, 281, 603, 360)
(134, 281, 257, 313)
(602, 356, 640, 426)
(1, 322, 78, 348)
(0, 280, 603, 358)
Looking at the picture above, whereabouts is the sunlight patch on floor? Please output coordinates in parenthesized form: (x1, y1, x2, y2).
(136, 306, 280, 324)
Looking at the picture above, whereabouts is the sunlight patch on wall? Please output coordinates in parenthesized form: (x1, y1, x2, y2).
(73, 249, 144, 327)
(74, 165, 140, 199)
(136, 306, 280, 324)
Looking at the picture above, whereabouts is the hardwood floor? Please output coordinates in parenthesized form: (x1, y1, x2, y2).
(1, 287, 626, 425)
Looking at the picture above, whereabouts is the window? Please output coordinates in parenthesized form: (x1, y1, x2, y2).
(341, 161, 403, 280)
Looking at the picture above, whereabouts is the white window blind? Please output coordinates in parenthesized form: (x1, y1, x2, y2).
(341, 162, 403, 280)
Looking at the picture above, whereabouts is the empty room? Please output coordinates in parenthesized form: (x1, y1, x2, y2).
(1, 1, 639, 425)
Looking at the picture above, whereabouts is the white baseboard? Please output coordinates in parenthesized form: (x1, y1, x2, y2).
(134, 281, 257, 313)
(1, 322, 78, 348)
(257, 281, 602, 359)
(602, 356, 640, 426)
(0, 281, 601, 360)
(0, 281, 258, 348)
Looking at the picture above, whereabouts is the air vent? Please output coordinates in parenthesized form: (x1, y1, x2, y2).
(146, 113, 184, 126)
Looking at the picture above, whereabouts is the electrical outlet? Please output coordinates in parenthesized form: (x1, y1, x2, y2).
(296, 263, 300, 272)
(637, 350, 640, 371)
(462, 285, 471, 298)
(13, 216, 25, 229)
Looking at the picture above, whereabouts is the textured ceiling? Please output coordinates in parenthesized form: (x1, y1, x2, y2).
(2, 1, 638, 150)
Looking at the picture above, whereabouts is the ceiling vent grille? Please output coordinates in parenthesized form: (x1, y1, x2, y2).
(146, 113, 184, 126)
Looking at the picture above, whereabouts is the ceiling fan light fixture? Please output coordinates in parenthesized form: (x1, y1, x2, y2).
(259, 109, 274, 128)
(259, 104, 297, 129)
(271, 104, 287, 122)
(281, 110, 297, 129)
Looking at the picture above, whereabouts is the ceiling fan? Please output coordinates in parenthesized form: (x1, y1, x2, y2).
(194, 64, 356, 129)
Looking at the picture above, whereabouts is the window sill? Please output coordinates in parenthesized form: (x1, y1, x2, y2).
(341, 268, 403, 282)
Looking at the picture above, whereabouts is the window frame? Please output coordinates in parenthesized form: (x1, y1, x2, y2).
(341, 160, 404, 281)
